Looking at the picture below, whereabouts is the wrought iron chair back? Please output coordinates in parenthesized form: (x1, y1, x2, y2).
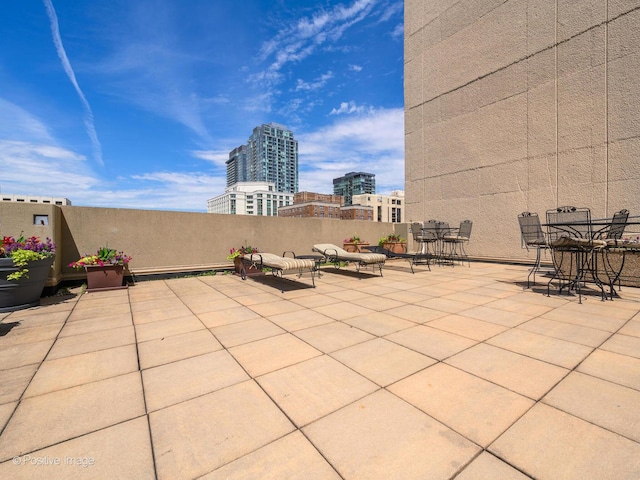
(545, 206, 591, 240)
(604, 209, 629, 239)
(518, 212, 546, 248)
(458, 220, 473, 239)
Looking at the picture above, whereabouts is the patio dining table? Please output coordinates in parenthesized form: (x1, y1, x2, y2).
(542, 216, 640, 303)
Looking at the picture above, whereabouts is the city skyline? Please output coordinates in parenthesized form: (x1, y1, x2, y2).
(1, 0, 404, 212)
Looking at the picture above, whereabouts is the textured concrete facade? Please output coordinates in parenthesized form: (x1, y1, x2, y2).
(405, 1, 640, 261)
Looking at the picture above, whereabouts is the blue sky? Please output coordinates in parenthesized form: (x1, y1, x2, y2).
(1, 0, 404, 212)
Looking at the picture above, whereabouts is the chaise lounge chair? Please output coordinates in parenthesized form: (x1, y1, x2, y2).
(363, 245, 430, 274)
(240, 252, 316, 292)
(312, 243, 386, 277)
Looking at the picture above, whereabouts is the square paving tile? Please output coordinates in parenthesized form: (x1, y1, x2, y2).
(0, 372, 145, 461)
(385, 325, 476, 360)
(0, 322, 64, 347)
(198, 306, 262, 328)
(58, 312, 133, 337)
(138, 329, 222, 369)
(442, 291, 497, 306)
(540, 307, 630, 333)
(0, 417, 155, 479)
(210, 318, 285, 348)
(200, 431, 340, 479)
(350, 295, 406, 311)
(517, 317, 611, 347)
(293, 322, 374, 353)
(445, 343, 569, 399)
(341, 311, 416, 336)
(0, 402, 15, 432)
(415, 297, 475, 314)
(487, 328, 593, 369)
(132, 304, 195, 325)
(142, 350, 248, 412)
(257, 355, 378, 427)
(389, 363, 534, 446)
(385, 303, 448, 323)
(135, 315, 205, 342)
(150, 380, 294, 480)
(247, 299, 306, 317)
(229, 333, 322, 377)
(427, 314, 508, 341)
(0, 339, 52, 370)
(599, 333, 640, 359)
(490, 403, 640, 479)
(47, 325, 135, 360)
(577, 349, 640, 390)
(0, 364, 38, 404)
(455, 452, 531, 480)
(302, 389, 480, 479)
(23, 345, 139, 398)
(619, 319, 640, 337)
(266, 309, 335, 331)
(312, 301, 376, 321)
(331, 338, 435, 386)
(458, 305, 532, 327)
(543, 371, 640, 442)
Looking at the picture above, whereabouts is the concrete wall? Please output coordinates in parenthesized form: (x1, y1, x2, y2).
(1, 203, 402, 285)
(405, 0, 640, 262)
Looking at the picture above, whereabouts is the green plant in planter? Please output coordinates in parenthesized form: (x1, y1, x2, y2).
(1, 234, 56, 280)
(378, 233, 405, 246)
(69, 246, 132, 269)
(227, 245, 259, 260)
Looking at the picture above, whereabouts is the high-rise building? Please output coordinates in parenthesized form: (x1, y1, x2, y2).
(333, 172, 375, 206)
(226, 145, 249, 187)
(247, 123, 298, 194)
(224, 123, 298, 194)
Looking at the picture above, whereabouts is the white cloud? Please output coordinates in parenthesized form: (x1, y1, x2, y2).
(297, 107, 404, 194)
(190, 149, 229, 167)
(391, 23, 403, 39)
(43, 0, 103, 167)
(329, 101, 372, 115)
(252, 0, 375, 89)
(295, 71, 334, 92)
(349, 64, 363, 72)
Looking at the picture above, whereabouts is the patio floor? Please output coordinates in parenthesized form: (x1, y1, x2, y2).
(1, 260, 639, 479)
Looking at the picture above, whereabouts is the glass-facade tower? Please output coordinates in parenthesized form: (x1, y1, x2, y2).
(333, 172, 376, 206)
(227, 123, 298, 194)
(247, 123, 298, 194)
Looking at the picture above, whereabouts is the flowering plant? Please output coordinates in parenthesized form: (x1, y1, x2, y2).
(378, 233, 405, 246)
(1, 234, 56, 280)
(622, 236, 640, 244)
(227, 245, 258, 260)
(343, 234, 361, 244)
(69, 247, 132, 270)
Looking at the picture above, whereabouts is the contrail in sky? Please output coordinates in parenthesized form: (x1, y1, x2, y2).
(43, 0, 103, 167)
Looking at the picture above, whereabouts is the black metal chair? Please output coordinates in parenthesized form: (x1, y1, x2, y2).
(545, 206, 607, 303)
(595, 209, 629, 298)
(518, 212, 549, 288)
(411, 222, 437, 256)
(442, 220, 473, 266)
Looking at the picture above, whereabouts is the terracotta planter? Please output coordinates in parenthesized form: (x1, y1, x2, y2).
(343, 243, 369, 253)
(383, 242, 407, 254)
(85, 265, 128, 292)
(0, 256, 55, 312)
(233, 257, 263, 276)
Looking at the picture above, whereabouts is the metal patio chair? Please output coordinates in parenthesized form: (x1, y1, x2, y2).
(518, 212, 549, 288)
(442, 220, 472, 266)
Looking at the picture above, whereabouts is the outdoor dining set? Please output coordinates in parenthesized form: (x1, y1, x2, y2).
(518, 206, 640, 303)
